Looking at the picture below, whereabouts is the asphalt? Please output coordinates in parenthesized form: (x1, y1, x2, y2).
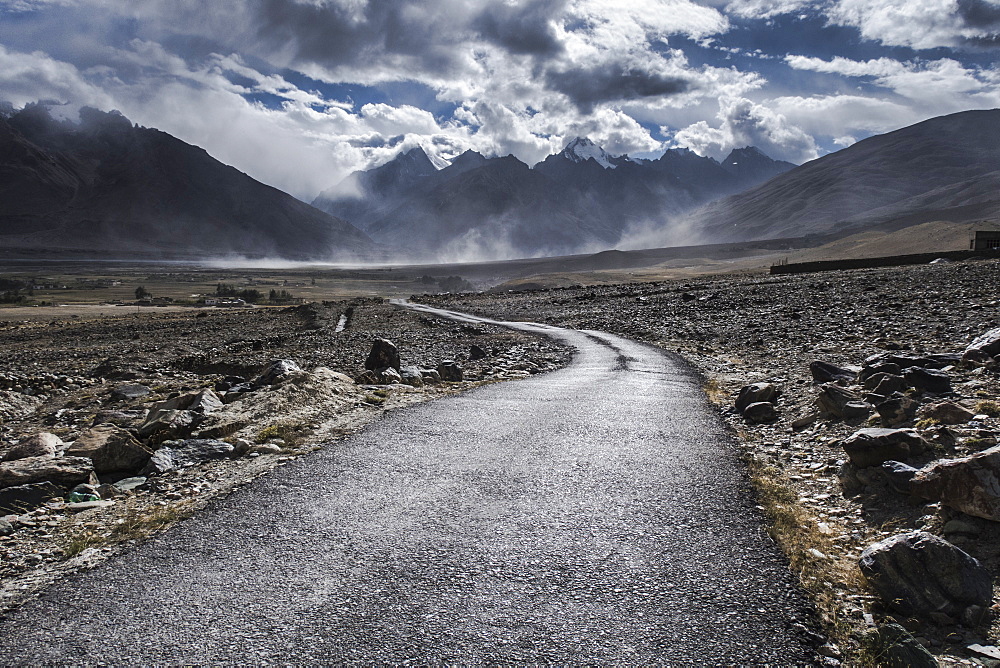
(0, 302, 818, 664)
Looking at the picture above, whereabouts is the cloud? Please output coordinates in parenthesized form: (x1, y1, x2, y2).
(671, 96, 819, 163)
(827, 0, 1000, 49)
(472, 0, 567, 56)
(544, 60, 693, 113)
(725, 0, 814, 19)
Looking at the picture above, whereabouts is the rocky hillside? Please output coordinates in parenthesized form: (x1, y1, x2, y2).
(0, 105, 374, 260)
(688, 108, 1000, 243)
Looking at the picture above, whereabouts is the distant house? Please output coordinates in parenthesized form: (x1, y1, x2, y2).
(971, 230, 1000, 250)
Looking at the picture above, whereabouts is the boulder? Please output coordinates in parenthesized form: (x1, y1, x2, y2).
(918, 400, 975, 425)
(365, 339, 400, 372)
(966, 327, 1000, 359)
(881, 460, 919, 494)
(876, 395, 918, 427)
(110, 384, 150, 401)
(904, 367, 952, 394)
(735, 383, 779, 413)
(420, 368, 441, 383)
(842, 428, 924, 468)
(1, 432, 63, 461)
(863, 372, 907, 396)
(399, 366, 424, 387)
(809, 361, 856, 383)
(862, 624, 939, 668)
(437, 361, 464, 382)
(138, 409, 199, 440)
(0, 481, 63, 514)
(0, 455, 95, 490)
(378, 367, 402, 384)
(911, 445, 1000, 520)
(141, 439, 235, 475)
(816, 383, 868, 420)
(188, 389, 224, 414)
(66, 425, 153, 473)
(859, 361, 903, 383)
(469, 344, 488, 361)
(859, 531, 991, 626)
(254, 359, 303, 386)
(743, 401, 778, 424)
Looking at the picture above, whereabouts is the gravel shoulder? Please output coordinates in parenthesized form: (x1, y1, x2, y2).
(426, 258, 1000, 666)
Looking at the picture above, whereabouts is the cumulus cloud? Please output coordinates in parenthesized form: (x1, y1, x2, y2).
(671, 96, 819, 163)
(725, 0, 814, 19)
(828, 0, 1000, 49)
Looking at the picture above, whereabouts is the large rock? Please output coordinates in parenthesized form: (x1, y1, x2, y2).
(876, 395, 918, 427)
(862, 624, 939, 668)
(254, 359, 303, 386)
(437, 360, 464, 382)
(0, 481, 63, 514)
(138, 409, 199, 440)
(365, 339, 400, 372)
(842, 428, 925, 468)
(904, 367, 952, 394)
(863, 372, 907, 396)
(735, 382, 779, 413)
(816, 383, 869, 420)
(859, 361, 903, 383)
(918, 400, 975, 425)
(809, 361, 856, 383)
(859, 531, 991, 626)
(1, 432, 63, 461)
(188, 388, 224, 414)
(141, 439, 235, 475)
(0, 455, 95, 490)
(966, 327, 1000, 359)
(743, 401, 779, 424)
(911, 445, 1000, 520)
(66, 425, 153, 473)
(399, 366, 424, 387)
(881, 461, 919, 494)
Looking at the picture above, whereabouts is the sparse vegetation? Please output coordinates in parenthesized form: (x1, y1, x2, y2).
(62, 501, 197, 559)
(255, 421, 309, 445)
(974, 400, 1000, 417)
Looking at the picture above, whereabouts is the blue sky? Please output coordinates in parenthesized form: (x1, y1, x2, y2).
(1, 0, 998, 199)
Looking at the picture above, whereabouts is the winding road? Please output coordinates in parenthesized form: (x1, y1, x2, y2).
(0, 303, 817, 664)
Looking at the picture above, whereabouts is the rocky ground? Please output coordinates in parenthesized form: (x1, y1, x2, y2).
(426, 258, 1000, 667)
(0, 300, 569, 613)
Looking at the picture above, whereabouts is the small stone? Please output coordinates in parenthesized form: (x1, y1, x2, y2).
(863, 624, 938, 668)
(918, 400, 975, 425)
(248, 443, 282, 455)
(110, 384, 150, 401)
(254, 359, 303, 386)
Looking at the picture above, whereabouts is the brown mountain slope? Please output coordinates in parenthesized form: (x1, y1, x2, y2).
(688, 108, 1000, 242)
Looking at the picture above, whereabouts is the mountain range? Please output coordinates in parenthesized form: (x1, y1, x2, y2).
(0, 105, 373, 259)
(312, 137, 795, 259)
(1, 104, 998, 262)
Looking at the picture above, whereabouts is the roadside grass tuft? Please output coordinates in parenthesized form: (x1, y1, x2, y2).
(973, 400, 1000, 417)
(255, 421, 310, 446)
(702, 376, 729, 406)
(743, 453, 869, 659)
(62, 501, 197, 559)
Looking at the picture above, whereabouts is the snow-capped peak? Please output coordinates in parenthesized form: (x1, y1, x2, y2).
(561, 137, 623, 169)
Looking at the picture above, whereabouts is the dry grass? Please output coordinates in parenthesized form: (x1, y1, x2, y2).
(743, 452, 870, 661)
(702, 376, 729, 406)
(62, 501, 197, 559)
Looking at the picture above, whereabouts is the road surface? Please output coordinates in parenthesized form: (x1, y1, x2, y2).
(0, 303, 817, 664)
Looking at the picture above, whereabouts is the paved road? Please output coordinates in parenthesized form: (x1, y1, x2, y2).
(0, 303, 817, 664)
